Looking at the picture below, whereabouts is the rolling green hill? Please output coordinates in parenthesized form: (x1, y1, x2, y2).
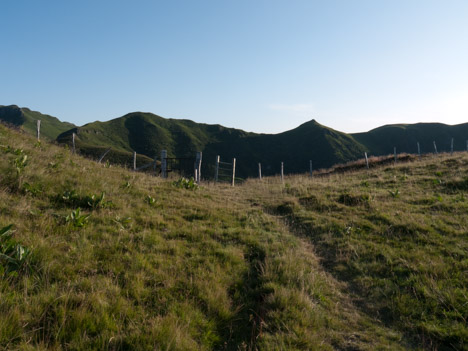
(0, 105, 75, 140)
(3, 105, 468, 178)
(54, 110, 468, 178)
(56, 112, 367, 178)
(1, 122, 467, 350)
(352, 122, 468, 155)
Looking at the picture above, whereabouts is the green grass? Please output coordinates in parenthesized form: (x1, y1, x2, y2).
(1, 123, 467, 350)
(251, 157, 468, 350)
(0, 105, 75, 140)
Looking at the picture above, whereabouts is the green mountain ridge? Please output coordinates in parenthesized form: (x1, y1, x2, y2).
(57, 113, 367, 177)
(0, 105, 75, 140)
(352, 122, 468, 155)
(2, 105, 468, 178)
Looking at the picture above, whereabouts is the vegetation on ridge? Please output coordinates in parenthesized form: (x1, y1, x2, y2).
(0, 105, 75, 140)
(2, 105, 468, 179)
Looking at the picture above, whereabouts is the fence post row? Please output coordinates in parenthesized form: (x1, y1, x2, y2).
(365, 152, 369, 169)
(215, 155, 220, 182)
(36, 120, 41, 141)
(194, 152, 202, 183)
(161, 150, 167, 178)
(258, 163, 262, 180)
(231, 158, 236, 187)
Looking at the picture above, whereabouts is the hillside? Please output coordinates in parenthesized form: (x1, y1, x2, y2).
(3, 105, 468, 178)
(1, 122, 467, 350)
(352, 122, 468, 155)
(0, 105, 75, 140)
(53, 110, 468, 178)
(56, 112, 366, 178)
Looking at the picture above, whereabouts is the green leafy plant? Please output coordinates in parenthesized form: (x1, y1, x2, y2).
(113, 216, 132, 230)
(65, 208, 90, 228)
(9, 149, 28, 189)
(145, 195, 156, 205)
(172, 177, 198, 190)
(0, 224, 32, 277)
(86, 192, 110, 209)
(121, 181, 132, 189)
(56, 190, 112, 209)
(22, 182, 43, 197)
(388, 189, 400, 198)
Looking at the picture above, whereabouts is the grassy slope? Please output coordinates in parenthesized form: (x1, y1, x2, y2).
(352, 123, 468, 155)
(1, 123, 467, 350)
(1, 124, 407, 350)
(254, 159, 468, 350)
(0, 105, 75, 140)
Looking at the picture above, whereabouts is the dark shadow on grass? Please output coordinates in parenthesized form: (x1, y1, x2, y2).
(215, 243, 270, 351)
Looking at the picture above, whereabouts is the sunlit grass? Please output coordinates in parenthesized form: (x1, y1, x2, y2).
(1, 123, 466, 350)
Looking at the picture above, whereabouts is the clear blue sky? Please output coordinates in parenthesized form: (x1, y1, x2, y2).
(1, 0, 467, 134)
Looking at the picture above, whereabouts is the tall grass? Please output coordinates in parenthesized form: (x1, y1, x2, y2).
(1, 123, 466, 350)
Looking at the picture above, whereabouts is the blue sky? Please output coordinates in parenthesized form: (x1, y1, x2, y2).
(1, 0, 467, 133)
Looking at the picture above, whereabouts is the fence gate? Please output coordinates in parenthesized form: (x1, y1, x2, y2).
(163, 157, 196, 178)
(214, 155, 236, 186)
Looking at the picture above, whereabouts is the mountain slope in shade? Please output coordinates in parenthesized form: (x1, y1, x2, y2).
(352, 123, 468, 155)
(3, 105, 468, 178)
(57, 112, 367, 177)
(0, 105, 75, 140)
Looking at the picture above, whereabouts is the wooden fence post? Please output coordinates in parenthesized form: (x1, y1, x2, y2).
(394, 147, 397, 164)
(133, 151, 137, 171)
(215, 155, 220, 182)
(280, 162, 284, 183)
(258, 163, 262, 180)
(309, 160, 313, 177)
(365, 152, 369, 169)
(451, 138, 454, 155)
(36, 120, 41, 141)
(195, 152, 202, 183)
(417, 142, 421, 159)
(231, 158, 236, 187)
(161, 150, 167, 178)
(72, 133, 76, 154)
(433, 141, 438, 154)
